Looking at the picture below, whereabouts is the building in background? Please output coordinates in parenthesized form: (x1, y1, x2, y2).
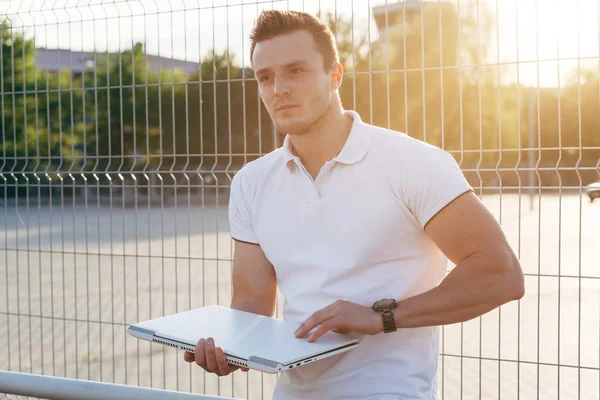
(35, 47, 200, 76)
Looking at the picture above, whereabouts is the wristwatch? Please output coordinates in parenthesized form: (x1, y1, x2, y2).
(372, 298, 398, 333)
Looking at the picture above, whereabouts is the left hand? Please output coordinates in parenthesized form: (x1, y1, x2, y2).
(294, 300, 384, 343)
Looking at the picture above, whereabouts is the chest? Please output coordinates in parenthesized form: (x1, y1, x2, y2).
(251, 165, 426, 274)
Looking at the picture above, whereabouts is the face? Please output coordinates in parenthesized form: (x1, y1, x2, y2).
(252, 30, 342, 135)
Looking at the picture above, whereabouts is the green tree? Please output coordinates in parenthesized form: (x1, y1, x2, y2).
(1, 20, 86, 197)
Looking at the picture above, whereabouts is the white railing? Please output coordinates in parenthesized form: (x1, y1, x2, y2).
(0, 370, 236, 400)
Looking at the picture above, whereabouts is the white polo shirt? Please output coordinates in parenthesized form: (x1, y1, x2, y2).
(229, 110, 472, 399)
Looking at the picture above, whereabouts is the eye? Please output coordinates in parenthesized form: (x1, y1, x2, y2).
(259, 75, 272, 84)
(291, 68, 303, 75)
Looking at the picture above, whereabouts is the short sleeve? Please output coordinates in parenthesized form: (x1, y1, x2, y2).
(400, 144, 473, 228)
(229, 169, 259, 244)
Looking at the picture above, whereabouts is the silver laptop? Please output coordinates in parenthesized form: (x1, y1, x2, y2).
(127, 305, 360, 373)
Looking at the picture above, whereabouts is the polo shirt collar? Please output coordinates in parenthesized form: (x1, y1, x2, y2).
(282, 110, 371, 166)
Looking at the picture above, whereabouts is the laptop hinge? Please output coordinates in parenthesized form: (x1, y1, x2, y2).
(128, 326, 156, 341)
(247, 356, 279, 369)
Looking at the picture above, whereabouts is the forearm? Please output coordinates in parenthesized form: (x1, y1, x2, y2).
(393, 253, 523, 329)
(231, 296, 276, 317)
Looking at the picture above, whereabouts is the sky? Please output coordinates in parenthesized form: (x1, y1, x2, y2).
(1, 0, 599, 87)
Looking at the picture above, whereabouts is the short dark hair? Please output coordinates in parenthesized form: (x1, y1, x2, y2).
(249, 10, 339, 72)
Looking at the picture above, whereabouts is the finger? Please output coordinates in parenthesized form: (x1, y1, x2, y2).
(204, 338, 218, 373)
(295, 307, 337, 338)
(215, 347, 233, 376)
(308, 319, 338, 343)
(183, 351, 195, 363)
(240, 367, 249, 372)
(194, 339, 206, 368)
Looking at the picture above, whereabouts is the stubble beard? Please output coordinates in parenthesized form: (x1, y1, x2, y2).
(274, 100, 332, 136)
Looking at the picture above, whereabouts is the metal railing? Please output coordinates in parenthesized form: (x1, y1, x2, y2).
(1, 0, 599, 399)
(0, 370, 234, 400)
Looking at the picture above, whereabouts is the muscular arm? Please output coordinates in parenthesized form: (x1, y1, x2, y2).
(230, 240, 277, 317)
(393, 191, 525, 329)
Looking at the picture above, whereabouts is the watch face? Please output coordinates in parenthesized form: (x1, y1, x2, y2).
(375, 298, 396, 309)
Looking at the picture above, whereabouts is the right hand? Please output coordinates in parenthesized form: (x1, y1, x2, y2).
(183, 337, 249, 376)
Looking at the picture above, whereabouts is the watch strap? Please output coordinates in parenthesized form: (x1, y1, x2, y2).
(382, 310, 397, 333)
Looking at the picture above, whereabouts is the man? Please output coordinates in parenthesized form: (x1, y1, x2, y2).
(184, 10, 524, 399)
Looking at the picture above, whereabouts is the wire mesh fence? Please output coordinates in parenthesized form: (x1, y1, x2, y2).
(1, 0, 599, 399)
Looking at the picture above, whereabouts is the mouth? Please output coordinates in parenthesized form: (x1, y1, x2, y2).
(275, 105, 298, 112)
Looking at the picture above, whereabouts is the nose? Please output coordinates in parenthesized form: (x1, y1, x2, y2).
(273, 75, 291, 97)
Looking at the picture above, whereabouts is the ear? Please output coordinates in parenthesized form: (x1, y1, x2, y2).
(330, 62, 344, 92)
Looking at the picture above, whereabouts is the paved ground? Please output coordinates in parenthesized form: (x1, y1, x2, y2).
(1, 191, 599, 399)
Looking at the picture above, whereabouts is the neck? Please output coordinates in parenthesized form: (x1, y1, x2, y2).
(286, 99, 353, 176)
